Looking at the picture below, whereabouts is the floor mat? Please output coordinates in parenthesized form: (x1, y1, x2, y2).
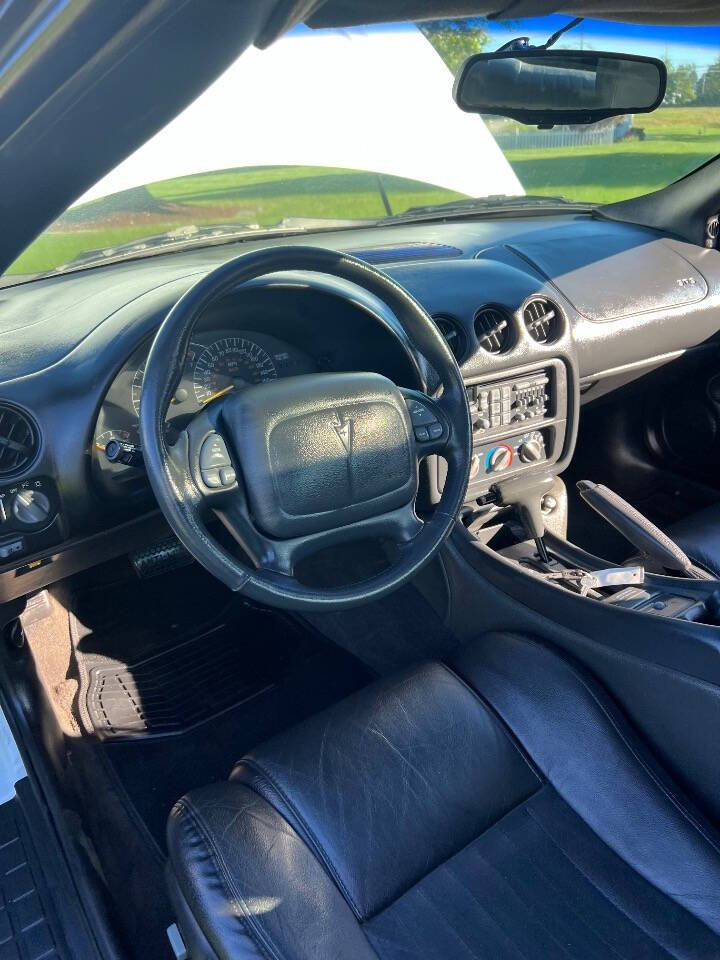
(0, 783, 74, 960)
(85, 614, 307, 740)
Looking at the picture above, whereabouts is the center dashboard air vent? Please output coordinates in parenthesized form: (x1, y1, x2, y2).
(523, 297, 561, 344)
(433, 315, 467, 362)
(474, 306, 512, 354)
(0, 404, 40, 478)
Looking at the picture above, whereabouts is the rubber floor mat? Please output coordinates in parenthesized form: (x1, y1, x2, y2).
(85, 612, 307, 740)
(0, 784, 72, 960)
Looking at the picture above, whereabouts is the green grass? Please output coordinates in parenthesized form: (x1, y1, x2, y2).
(504, 106, 720, 204)
(7, 108, 720, 277)
(7, 167, 463, 276)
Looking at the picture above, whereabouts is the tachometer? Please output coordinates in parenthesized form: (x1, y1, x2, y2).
(192, 337, 277, 405)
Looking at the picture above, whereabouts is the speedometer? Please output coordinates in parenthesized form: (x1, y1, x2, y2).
(192, 337, 277, 405)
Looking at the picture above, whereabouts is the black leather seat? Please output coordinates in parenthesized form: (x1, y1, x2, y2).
(167, 632, 720, 959)
(668, 502, 720, 578)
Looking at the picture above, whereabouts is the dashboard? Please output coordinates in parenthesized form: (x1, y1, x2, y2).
(1, 212, 720, 600)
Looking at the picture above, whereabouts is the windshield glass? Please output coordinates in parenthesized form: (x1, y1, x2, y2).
(6, 16, 720, 282)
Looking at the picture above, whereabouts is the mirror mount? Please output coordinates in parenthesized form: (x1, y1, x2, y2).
(497, 15, 584, 54)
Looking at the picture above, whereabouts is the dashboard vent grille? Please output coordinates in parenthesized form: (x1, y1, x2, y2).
(474, 307, 511, 354)
(523, 297, 560, 344)
(0, 405, 39, 478)
(433, 315, 466, 362)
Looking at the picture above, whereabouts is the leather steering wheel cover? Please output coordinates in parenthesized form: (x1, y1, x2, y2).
(140, 246, 471, 610)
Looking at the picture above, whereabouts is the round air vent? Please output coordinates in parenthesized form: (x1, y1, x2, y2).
(474, 306, 512, 354)
(523, 297, 561, 344)
(433, 315, 466, 362)
(0, 404, 40, 478)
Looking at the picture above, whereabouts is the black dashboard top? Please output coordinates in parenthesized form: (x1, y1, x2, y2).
(2, 213, 718, 385)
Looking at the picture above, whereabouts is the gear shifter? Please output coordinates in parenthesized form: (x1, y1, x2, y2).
(494, 474, 554, 564)
(576, 480, 706, 578)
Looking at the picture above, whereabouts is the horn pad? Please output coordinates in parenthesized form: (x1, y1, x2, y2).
(221, 373, 417, 539)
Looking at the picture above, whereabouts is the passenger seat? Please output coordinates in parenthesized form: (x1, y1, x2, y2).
(667, 503, 720, 578)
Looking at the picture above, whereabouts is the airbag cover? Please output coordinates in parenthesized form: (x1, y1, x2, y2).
(509, 223, 707, 322)
(222, 372, 416, 539)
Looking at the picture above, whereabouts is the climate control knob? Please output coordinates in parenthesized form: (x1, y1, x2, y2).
(487, 445, 513, 473)
(518, 438, 544, 463)
(12, 489, 51, 525)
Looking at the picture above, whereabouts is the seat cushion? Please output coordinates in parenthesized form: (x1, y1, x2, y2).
(666, 502, 720, 578)
(167, 633, 720, 960)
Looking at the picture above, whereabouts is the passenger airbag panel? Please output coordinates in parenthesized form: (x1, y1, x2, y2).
(509, 222, 707, 322)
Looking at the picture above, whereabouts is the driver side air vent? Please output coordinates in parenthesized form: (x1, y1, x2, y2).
(433, 315, 466, 362)
(523, 297, 561, 344)
(474, 306, 511, 354)
(0, 404, 40, 478)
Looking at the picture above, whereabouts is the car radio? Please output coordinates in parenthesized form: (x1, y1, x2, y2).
(466, 370, 550, 436)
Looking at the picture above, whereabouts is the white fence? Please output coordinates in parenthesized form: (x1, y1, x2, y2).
(493, 127, 616, 150)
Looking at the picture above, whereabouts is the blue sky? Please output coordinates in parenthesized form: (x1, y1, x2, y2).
(494, 17, 720, 70)
(297, 17, 720, 72)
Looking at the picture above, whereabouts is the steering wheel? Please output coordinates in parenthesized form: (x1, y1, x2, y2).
(139, 246, 471, 610)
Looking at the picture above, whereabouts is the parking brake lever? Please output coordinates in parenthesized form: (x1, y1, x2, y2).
(576, 480, 701, 577)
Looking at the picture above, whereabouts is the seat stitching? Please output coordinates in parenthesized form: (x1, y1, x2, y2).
(365, 792, 548, 925)
(413, 884, 482, 960)
(484, 632, 720, 856)
(177, 798, 279, 960)
(524, 802, 691, 959)
(493, 805, 643, 960)
(440, 857, 544, 960)
(239, 757, 366, 919)
(444, 838, 583, 960)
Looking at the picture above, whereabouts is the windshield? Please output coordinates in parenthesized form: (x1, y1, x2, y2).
(6, 16, 720, 282)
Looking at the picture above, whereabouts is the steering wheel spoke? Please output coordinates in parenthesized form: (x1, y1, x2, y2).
(219, 496, 424, 579)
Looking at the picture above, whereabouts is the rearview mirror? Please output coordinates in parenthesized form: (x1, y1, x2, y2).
(453, 49, 666, 127)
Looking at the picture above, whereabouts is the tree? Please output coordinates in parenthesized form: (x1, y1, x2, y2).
(664, 61, 698, 106)
(696, 57, 720, 105)
(417, 19, 488, 74)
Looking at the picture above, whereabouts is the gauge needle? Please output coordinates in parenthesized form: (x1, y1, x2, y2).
(200, 384, 235, 407)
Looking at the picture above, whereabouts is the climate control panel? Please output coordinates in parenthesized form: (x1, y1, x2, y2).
(469, 431, 548, 482)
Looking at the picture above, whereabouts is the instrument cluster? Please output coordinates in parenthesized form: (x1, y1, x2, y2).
(92, 328, 316, 489)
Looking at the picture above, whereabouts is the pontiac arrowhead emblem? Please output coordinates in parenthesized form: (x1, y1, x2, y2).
(330, 412, 353, 453)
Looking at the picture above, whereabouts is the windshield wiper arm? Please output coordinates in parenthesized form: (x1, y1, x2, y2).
(393, 194, 592, 219)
